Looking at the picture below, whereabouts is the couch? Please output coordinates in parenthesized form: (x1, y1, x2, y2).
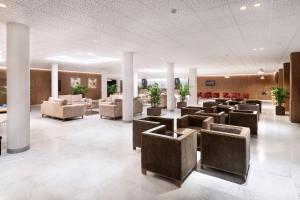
(201, 123, 250, 180)
(132, 116, 174, 150)
(195, 110, 226, 124)
(229, 110, 258, 136)
(181, 106, 206, 116)
(41, 97, 85, 120)
(59, 94, 90, 105)
(177, 115, 214, 150)
(141, 125, 197, 187)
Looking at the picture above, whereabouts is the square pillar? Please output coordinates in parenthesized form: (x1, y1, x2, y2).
(290, 52, 300, 123)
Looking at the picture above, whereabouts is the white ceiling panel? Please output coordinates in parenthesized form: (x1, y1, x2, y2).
(0, 0, 299, 75)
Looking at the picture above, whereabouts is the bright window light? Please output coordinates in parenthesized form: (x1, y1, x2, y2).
(46, 55, 120, 64)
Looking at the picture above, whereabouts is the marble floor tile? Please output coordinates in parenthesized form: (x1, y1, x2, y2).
(0, 102, 300, 200)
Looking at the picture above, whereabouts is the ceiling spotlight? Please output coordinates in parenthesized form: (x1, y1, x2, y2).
(254, 3, 261, 7)
(260, 75, 265, 80)
(240, 6, 247, 10)
(0, 3, 7, 8)
(225, 75, 230, 79)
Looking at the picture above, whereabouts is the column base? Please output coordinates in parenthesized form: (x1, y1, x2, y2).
(7, 145, 30, 154)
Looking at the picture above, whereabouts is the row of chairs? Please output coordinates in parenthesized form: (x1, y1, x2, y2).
(198, 92, 250, 99)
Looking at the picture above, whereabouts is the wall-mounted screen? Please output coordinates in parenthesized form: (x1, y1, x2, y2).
(205, 80, 215, 86)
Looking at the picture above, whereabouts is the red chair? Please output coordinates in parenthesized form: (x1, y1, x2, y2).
(203, 92, 212, 99)
(241, 93, 250, 99)
(212, 92, 220, 98)
(223, 92, 230, 99)
(197, 92, 202, 98)
(231, 93, 240, 99)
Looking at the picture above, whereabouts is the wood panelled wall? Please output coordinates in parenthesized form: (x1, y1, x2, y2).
(0, 69, 102, 105)
(58, 71, 101, 100)
(197, 74, 277, 100)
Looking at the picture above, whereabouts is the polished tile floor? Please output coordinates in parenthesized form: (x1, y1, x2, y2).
(0, 103, 300, 200)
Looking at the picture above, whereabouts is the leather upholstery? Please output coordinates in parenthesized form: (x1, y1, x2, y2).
(132, 116, 174, 149)
(195, 111, 226, 124)
(201, 123, 250, 179)
(180, 106, 206, 116)
(177, 115, 214, 150)
(141, 125, 197, 187)
(229, 110, 258, 136)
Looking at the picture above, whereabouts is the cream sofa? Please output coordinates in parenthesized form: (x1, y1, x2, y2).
(41, 97, 85, 120)
(59, 94, 91, 105)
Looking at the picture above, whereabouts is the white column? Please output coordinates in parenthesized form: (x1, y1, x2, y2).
(167, 62, 175, 110)
(188, 68, 197, 106)
(101, 72, 107, 98)
(122, 52, 134, 122)
(7, 23, 30, 153)
(116, 79, 121, 93)
(51, 63, 58, 97)
(133, 72, 138, 97)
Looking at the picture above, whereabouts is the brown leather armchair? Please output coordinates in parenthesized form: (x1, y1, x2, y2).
(201, 123, 250, 180)
(246, 100, 262, 113)
(229, 110, 258, 136)
(181, 106, 205, 116)
(237, 104, 260, 120)
(141, 125, 197, 187)
(195, 110, 226, 124)
(203, 101, 220, 113)
(132, 116, 174, 150)
(177, 115, 214, 150)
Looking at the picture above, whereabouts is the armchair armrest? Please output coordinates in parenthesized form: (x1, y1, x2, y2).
(177, 115, 189, 128)
(202, 117, 214, 129)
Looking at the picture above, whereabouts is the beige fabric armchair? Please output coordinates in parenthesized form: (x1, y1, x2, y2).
(41, 98, 85, 120)
(99, 99, 122, 119)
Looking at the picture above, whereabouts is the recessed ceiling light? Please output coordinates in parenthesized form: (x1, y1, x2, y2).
(0, 3, 7, 8)
(46, 55, 120, 64)
(240, 6, 247, 10)
(254, 3, 261, 7)
(252, 48, 257, 51)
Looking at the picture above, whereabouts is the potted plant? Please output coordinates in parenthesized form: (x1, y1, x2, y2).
(177, 84, 189, 108)
(271, 86, 288, 115)
(147, 83, 161, 116)
(107, 84, 117, 97)
(71, 83, 88, 97)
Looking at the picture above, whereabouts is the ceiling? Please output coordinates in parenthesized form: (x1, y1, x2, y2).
(0, 0, 300, 77)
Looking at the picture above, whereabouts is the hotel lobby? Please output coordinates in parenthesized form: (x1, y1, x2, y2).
(0, 0, 300, 200)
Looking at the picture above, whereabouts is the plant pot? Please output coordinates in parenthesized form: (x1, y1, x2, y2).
(177, 101, 187, 109)
(275, 106, 285, 116)
(147, 107, 161, 116)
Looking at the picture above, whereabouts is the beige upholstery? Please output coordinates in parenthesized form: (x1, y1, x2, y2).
(160, 93, 176, 108)
(99, 98, 143, 119)
(99, 99, 122, 119)
(41, 98, 85, 120)
(59, 94, 92, 105)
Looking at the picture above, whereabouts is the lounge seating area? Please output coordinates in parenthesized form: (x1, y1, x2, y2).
(1, 1, 300, 199)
